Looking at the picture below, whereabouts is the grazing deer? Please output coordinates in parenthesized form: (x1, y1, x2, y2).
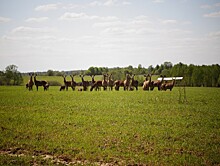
(26, 83, 29, 89)
(124, 74, 131, 91)
(60, 85, 65, 91)
(102, 74, 108, 91)
(90, 79, 102, 91)
(150, 75, 164, 91)
(70, 75, 77, 90)
(131, 74, 139, 90)
(164, 78, 176, 91)
(44, 83, 49, 91)
(143, 74, 151, 91)
(62, 75, 73, 91)
(108, 74, 114, 91)
(80, 75, 90, 91)
(27, 73, 34, 91)
(34, 74, 48, 91)
(114, 80, 124, 91)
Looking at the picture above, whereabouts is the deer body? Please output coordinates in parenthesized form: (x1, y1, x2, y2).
(143, 74, 151, 91)
(70, 75, 77, 90)
(108, 74, 114, 91)
(124, 74, 131, 91)
(80, 75, 90, 91)
(34, 75, 48, 91)
(114, 80, 124, 91)
(27, 74, 34, 91)
(150, 75, 164, 91)
(131, 74, 139, 90)
(62, 75, 73, 91)
(164, 79, 176, 91)
(102, 74, 108, 91)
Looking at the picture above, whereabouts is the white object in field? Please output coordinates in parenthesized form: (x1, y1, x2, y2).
(157, 77, 183, 81)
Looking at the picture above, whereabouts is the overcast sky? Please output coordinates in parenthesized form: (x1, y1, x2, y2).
(0, 0, 220, 72)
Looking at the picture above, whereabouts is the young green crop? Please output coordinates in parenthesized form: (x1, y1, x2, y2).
(0, 86, 219, 165)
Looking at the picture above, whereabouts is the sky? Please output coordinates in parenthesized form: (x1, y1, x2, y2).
(0, 0, 220, 72)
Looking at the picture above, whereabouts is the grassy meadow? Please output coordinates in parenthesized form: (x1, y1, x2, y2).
(0, 85, 220, 165)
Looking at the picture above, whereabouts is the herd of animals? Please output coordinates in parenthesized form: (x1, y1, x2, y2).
(25, 74, 176, 92)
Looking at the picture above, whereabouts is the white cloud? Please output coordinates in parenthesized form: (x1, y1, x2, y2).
(207, 31, 220, 38)
(25, 17, 49, 23)
(204, 11, 220, 18)
(11, 26, 55, 36)
(0, 16, 11, 23)
(35, 3, 60, 11)
(59, 12, 118, 21)
(162, 19, 177, 24)
(152, 0, 164, 3)
(89, 0, 130, 7)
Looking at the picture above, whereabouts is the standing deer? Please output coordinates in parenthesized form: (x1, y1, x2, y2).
(124, 74, 131, 91)
(80, 75, 90, 91)
(131, 74, 139, 91)
(114, 80, 124, 91)
(102, 74, 108, 91)
(164, 78, 176, 91)
(70, 75, 77, 90)
(90, 75, 101, 91)
(34, 74, 48, 91)
(62, 75, 73, 91)
(150, 75, 164, 91)
(108, 74, 114, 91)
(143, 74, 151, 91)
(27, 73, 34, 91)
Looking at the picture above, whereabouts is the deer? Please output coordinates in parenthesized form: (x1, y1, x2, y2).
(102, 74, 108, 91)
(44, 83, 49, 91)
(70, 75, 77, 90)
(62, 75, 73, 91)
(131, 74, 139, 91)
(34, 74, 48, 91)
(80, 75, 90, 91)
(90, 75, 101, 91)
(164, 78, 176, 91)
(27, 73, 34, 91)
(124, 74, 131, 91)
(150, 75, 164, 91)
(60, 85, 65, 91)
(108, 74, 114, 91)
(114, 80, 124, 91)
(143, 74, 151, 91)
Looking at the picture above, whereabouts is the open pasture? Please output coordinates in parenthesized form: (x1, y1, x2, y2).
(0, 86, 220, 165)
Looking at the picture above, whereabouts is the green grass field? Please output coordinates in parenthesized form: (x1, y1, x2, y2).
(0, 86, 219, 165)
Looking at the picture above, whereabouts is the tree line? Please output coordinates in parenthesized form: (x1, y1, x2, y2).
(1, 62, 220, 87)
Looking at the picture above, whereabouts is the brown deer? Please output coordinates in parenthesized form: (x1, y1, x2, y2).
(80, 75, 90, 91)
(70, 75, 77, 90)
(150, 75, 164, 91)
(143, 74, 151, 91)
(114, 80, 124, 91)
(108, 74, 114, 91)
(131, 74, 139, 90)
(60, 85, 65, 91)
(90, 79, 102, 91)
(34, 74, 48, 91)
(44, 83, 49, 91)
(90, 75, 101, 91)
(27, 73, 34, 91)
(164, 78, 176, 91)
(102, 74, 108, 91)
(62, 75, 73, 91)
(124, 74, 131, 91)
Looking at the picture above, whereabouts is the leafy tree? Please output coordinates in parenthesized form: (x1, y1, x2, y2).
(4, 64, 23, 85)
(47, 70, 54, 76)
